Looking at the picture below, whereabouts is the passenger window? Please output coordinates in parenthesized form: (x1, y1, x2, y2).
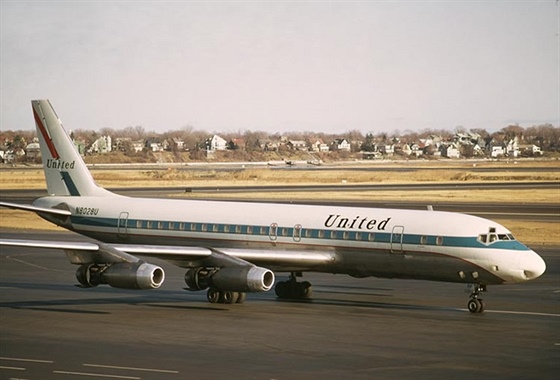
(355, 232, 362, 241)
(420, 236, 427, 245)
(247, 226, 252, 234)
(368, 233, 375, 242)
(436, 236, 443, 246)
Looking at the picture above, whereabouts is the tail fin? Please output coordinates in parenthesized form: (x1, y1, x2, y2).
(32, 100, 111, 197)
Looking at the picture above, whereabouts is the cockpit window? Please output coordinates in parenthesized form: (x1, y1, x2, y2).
(478, 233, 516, 245)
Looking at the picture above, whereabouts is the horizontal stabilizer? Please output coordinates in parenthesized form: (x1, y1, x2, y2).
(0, 201, 72, 216)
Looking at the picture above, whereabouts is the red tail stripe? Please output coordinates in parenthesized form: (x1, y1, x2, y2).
(33, 106, 59, 159)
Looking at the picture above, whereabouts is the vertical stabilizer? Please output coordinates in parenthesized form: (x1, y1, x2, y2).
(32, 100, 111, 197)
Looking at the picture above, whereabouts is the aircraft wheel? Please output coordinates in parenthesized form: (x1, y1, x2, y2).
(236, 292, 247, 304)
(301, 281, 313, 298)
(275, 281, 287, 298)
(467, 298, 483, 313)
(221, 291, 239, 304)
(478, 299, 485, 313)
(207, 287, 221, 303)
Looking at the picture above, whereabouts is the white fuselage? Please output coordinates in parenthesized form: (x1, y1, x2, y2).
(33, 194, 546, 286)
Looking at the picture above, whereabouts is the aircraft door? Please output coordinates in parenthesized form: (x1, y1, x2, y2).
(118, 212, 129, 239)
(269, 223, 278, 243)
(390, 225, 404, 253)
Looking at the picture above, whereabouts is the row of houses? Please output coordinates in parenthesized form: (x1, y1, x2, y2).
(0, 132, 544, 164)
(206, 135, 350, 153)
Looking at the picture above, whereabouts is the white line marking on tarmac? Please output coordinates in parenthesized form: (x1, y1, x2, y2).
(483, 310, 560, 317)
(0, 366, 26, 371)
(84, 363, 179, 374)
(0, 357, 54, 363)
(53, 371, 140, 379)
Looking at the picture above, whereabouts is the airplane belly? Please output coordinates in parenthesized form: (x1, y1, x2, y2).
(335, 249, 504, 285)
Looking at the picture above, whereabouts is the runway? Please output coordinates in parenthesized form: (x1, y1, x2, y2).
(1, 230, 558, 380)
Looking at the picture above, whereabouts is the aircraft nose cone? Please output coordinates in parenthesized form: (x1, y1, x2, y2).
(521, 251, 546, 280)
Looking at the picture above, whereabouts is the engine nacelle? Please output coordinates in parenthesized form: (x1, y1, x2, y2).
(76, 263, 102, 287)
(185, 267, 213, 291)
(210, 266, 275, 293)
(101, 262, 165, 289)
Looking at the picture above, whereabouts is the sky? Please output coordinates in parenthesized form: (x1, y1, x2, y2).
(1, 0, 558, 134)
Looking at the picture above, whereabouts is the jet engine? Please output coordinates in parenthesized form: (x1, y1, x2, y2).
(76, 262, 165, 290)
(185, 266, 274, 292)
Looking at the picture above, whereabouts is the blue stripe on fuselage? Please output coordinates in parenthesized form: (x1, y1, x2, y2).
(69, 215, 530, 251)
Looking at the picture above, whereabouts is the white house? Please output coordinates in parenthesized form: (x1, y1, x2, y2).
(333, 139, 351, 152)
(208, 135, 228, 151)
(310, 139, 329, 152)
(88, 136, 112, 154)
(490, 145, 505, 158)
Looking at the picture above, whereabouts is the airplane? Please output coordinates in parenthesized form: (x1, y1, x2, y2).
(0, 100, 546, 313)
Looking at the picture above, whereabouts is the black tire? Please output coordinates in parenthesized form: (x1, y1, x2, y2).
(236, 292, 247, 304)
(207, 287, 220, 303)
(467, 299, 482, 313)
(222, 291, 239, 304)
(275, 281, 287, 298)
(301, 281, 313, 298)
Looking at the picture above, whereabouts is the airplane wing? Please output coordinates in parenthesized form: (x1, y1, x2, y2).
(0, 238, 336, 271)
(0, 238, 211, 265)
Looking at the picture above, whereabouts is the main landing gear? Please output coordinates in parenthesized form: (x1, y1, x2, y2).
(467, 284, 486, 313)
(206, 288, 247, 304)
(275, 272, 313, 300)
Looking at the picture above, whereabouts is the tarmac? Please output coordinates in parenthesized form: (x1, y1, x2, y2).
(1, 230, 558, 380)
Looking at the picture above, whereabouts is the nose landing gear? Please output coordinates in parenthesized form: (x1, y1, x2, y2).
(467, 284, 486, 313)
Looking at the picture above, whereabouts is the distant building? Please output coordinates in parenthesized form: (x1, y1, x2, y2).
(310, 139, 329, 152)
(332, 139, 351, 152)
(88, 136, 112, 154)
(171, 137, 185, 151)
(287, 140, 308, 151)
(207, 135, 228, 151)
(441, 143, 460, 159)
(490, 145, 505, 158)
(25, 142, 41, 161)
